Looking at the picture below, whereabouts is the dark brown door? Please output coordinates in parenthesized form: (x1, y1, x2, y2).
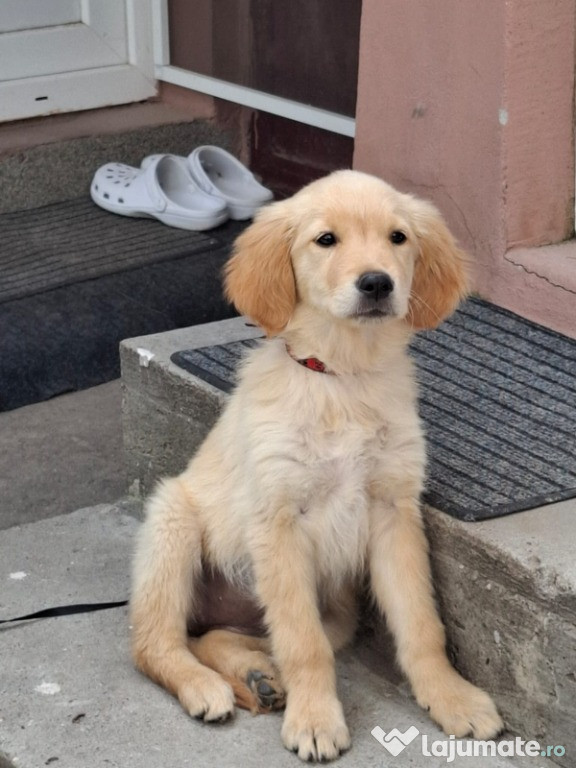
(168, 0, 361, 194)
(250, 1, 360, 195)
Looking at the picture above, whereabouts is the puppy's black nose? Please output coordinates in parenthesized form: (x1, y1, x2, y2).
(356, 271, 394, 301)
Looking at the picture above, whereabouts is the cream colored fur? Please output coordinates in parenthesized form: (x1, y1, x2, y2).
(131, 170, 503, 762)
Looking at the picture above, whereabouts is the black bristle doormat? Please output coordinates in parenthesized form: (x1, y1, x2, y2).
(0, 197, 247, 305)
(171, 298, 576, 521)
(0, 198, 246, 411)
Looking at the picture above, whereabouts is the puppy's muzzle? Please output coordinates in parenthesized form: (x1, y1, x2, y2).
(355, 271, 394, 317)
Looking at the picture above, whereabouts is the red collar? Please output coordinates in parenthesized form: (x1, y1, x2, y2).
(285, 345, 335, 374)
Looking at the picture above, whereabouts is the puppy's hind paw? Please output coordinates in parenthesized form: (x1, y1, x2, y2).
(246, 669, 286, 713)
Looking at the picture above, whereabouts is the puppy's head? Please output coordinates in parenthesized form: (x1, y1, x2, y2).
(224, 170, 468, 335)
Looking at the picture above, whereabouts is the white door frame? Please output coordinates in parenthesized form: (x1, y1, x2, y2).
(0, 0, 157, 122)
(151, 0, 356, 138)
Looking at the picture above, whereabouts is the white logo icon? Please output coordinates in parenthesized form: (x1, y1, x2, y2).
(371, 725, 420, 756)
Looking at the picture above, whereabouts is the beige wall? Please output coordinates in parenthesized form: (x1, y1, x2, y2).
(354, 0, 575, 337)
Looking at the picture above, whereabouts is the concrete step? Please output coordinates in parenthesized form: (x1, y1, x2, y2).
(120, 319, 576, 767)
(0, 504, 530, 768)
(0, 106, 230, 214)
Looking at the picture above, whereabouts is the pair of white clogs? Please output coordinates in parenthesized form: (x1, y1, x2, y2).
(90, 146, 274, 231)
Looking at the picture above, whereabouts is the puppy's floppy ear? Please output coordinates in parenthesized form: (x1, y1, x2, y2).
(406, 199, 469, 330)
(224, 200, 297, 336)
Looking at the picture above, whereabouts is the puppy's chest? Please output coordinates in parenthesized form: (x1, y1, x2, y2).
(284, 427, 384, 579)
(294, 426, 384, 502)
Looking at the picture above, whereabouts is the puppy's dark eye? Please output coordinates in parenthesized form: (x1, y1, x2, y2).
(390, 230, 407, 245)
(315, 232, 337, 247)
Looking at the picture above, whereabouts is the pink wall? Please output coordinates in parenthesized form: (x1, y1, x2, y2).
(354, 0, 576, 337)
(354, 0, 508, 263)
(504, 0, 575, 248)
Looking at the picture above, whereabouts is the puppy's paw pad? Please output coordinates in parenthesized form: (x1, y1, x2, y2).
(246, 669, 286, 712)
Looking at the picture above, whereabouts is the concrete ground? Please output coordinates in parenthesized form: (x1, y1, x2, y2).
(0, 381, 125, 531)
(0, 504, 525, 768)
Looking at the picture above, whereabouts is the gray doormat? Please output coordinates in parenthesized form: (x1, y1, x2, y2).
(0, 198, 246, 304)
(172, 299, 576, 522)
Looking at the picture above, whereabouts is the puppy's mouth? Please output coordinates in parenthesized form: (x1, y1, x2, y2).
(351, 296, 395, 321)
(353, 308, 390, 321)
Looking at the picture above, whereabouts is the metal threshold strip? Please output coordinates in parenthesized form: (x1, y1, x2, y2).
(156, 65, 356, 138)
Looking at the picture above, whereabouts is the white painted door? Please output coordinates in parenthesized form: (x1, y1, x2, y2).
(0, 0, 157, 122)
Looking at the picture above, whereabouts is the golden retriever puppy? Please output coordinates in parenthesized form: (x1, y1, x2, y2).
(131, 170, 503, 762)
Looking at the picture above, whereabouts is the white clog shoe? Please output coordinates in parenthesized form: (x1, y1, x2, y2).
(141, 147, 274, 221)
(90, 156, 228, 231)
(188, 146, 274, 220)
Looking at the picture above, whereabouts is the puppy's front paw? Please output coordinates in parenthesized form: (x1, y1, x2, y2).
(282, 695, 351, 762)
(178, 666, 235, 723)
(417, 670, 503, 739)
